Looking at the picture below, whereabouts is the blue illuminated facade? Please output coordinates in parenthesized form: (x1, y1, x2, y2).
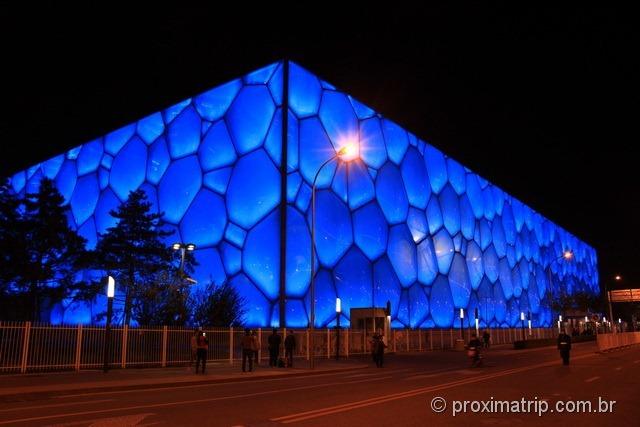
(10, 61, 599, 328)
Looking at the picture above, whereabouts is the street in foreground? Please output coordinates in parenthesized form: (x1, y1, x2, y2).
(0, 342, 637, 426)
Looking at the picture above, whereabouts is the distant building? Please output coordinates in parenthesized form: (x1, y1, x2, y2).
(8, 61, 599, 327)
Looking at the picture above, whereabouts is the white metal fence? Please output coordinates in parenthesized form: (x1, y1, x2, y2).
(0, 322, 555, 373)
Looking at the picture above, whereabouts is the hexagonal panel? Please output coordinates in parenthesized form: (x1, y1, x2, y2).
(311, 190, 353, 267)
(158, 155, 202, 224)
(401, 147, 430, 209)
(353, 202, 388, 261)
(110, 136, 147, 201)
(388, 224, 417, 288)
(198, 120, 237, 172)
(227, 86, 276, 154)
(334, 247, 372, 317)
(179, 189, 226, 248)
(194, 79, 242, 122)
(376, 163, 408, 224)
(243, 209, 280, 301)
(318, 91, 358, 152)
(382, 119, 409, 165)
(430, 275, 454, 327)
(359, 117, 388, 169)
(289, 62, 322, 118)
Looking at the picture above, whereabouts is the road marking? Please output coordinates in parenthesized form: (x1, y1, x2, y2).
(46, 413, 155, 426)
(271, 353, 599, 423)
(615, 366, 622, 371)
(345, 368, 409, 378)
(585, 376, 600, 383)
(0, 399, 114, 413)
(0, 376, 392, 425)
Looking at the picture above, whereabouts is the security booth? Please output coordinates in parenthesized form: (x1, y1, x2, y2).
(350, 307, 391, 344)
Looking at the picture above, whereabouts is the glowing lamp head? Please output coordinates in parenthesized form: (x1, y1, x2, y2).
(520, 312, 525, 321)
(172, 243, 181, 251)
(337, 143, 357, 161)
(563, 250, 573, 260)
(186, 243, 196, 251)
(106, 276, 115, 298)
(459, 308, 464, 319)
(335, 297, 341, 314)
(615, 275, 622, 281)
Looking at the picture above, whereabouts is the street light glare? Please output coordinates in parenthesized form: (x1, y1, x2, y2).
(615, 275, 622, 281)
(563, 250, 573, 260)
(172, 243, 181, 251)
(337, 143, 357, 161)
(186, 243, 196, 251)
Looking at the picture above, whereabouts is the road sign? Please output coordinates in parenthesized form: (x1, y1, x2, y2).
(609, 289, 640, 302)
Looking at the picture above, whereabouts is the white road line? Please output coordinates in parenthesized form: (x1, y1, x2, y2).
(0, 399, 114, 413)
(585, 376, 600, 383)
(0, 376, 392, 425)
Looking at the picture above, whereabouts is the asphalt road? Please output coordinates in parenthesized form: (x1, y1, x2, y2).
(0, 342, 637, 426)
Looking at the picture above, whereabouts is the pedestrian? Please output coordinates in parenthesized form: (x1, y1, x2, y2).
(482, 330, 490, 349)
(268, 328, 281, 367)
(557, 331, 572, 365)
(190, 329, 198, 367)
(370, 333, 380, 366)
(284, 330, 296, 367)
(241, 329, 255, 372)
(467, 333, 483, 368)
(374, 330, 387, 368)
(252, 330, 260, 367)
(195, 330, 208, 374)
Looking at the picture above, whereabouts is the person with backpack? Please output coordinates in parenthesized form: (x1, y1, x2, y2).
(268, 329, 281, 367)
(195, 330, 208, 374)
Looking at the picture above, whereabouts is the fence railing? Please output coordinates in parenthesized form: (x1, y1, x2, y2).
(0, 321, 555, 373)
(596, 331, 640, 352)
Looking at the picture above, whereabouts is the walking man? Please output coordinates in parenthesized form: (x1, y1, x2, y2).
(195, 330, 208, 374)
(558, 331, 572, 365)
(482, 330, 491, 349)
(284, 331, 296, 367)
(268, 328, 281, 367)
(242, 329, 256, 372)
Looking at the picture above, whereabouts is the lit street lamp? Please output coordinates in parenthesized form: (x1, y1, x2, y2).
(172, 242, 196, 279)
(520, 311, 526, 340)
(606, 275, 622, 335)
(309, 144, 356, 369)
(103, 276, 115, 373)
(335, 298, 341, 360)
(547, 250, 573, 330)
(459, 308, 464, 339)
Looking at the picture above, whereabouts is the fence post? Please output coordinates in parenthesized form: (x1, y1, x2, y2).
(306, 329, 310, 360)
(121, 325, 128, 369)
(327, 328, 330, 359)
(405, 328, 409, 352)
(429, 329, 433, 351)
(346, 328, 349, 358)
(229, 327, 234, 365)
(450, 328, 454, 348)
(393, 329, 397, 353)
(418, 330, 422, 351)
(440, 329, 443, 349)
(161, 326, 168, 368)
(258, 328, 262, 362)
(75, 325, 83, 371)
(20, 322, 31, 374)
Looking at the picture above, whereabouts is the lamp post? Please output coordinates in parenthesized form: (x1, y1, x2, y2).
(527, 311, 532, 336)
(309, 144, 355, 369)
(459, 308, 464, 339)
(547, 250, 573, 331)
(606, 275, 621, 335)
(335, 298, 341, 360)
(520, 311, 526, 340)
(103, 276, 115, 373)
(474, 307, 479, 337)
(172, 242, 196, 278)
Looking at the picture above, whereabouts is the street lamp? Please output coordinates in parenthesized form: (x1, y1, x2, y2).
(335, 298, 341, 360)
(103, 276, 115, 373)
(172, 242, 196, 278)
(547, 250, 573, 329)
(528, 311, 532, 336)
(606, 275, 622, 335)
(459, 308, 465, 339)
(309, 144, 356, 369)
(474, 307, 479, 337)
(520, 311, 526, 340)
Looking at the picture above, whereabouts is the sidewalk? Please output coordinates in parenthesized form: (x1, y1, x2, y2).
(0, 358, 368, 399)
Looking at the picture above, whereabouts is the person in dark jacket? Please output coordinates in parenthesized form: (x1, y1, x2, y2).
(284, 331, 296, 367)
(557, 332, 572, 365)
(374, 330, 387, 368)
(241, 329, 256, 372)
(467, 334, 482, 367)
(482, 330, 491, 349)
(268, 329, 281, 367)
(195, 331, 208, 374)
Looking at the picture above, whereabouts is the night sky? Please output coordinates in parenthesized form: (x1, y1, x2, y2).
(1, 5, 636, 289)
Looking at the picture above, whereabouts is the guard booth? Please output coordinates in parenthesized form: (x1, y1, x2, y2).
(350, 307, 391, 344)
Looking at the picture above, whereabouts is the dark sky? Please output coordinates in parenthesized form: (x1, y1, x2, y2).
(1, 4, 636, 289)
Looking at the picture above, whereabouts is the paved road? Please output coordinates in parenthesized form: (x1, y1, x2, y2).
(0, 342, 637, 426)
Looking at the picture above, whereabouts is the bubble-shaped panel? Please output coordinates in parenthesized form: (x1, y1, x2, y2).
(158, 155, 202, 224)
(191, 248, 226, 287)
(334, 247, 372, 317)
(376, 163, 409, 224)
(70, 174, 100, 225)
(299, 117, 337, 188)
(433, 229, 455, 275)
(447, 158, 466, 195)
(382, 119, 409, 165)
(194, 79, 242, 122)
(311, 269, 337, 327)
(401, 147, 430, 209)
(439, 185, 460, 236)
(233, 274, 271, 326)
(104, 124, 135, 156)
(312, 190, 353, 267)
(227, 85, 276, 154)
(407, 207, 429, 244)
(483, 245, 499, 283)
(449, 254, 471, 308)
(409, 284, 429, 327)
(417, 237, 438, 286)
(359, 117, 388, 169)
(430, 275, 454, 327)
(466, 241, 483, 290)
(243, 209, 280, 301)
(318, 91, 358, 151)
(347, 160, 374, 210)
(226, 149, 280, 229)
(110, 136, 147, 201)
(388, 224, 418, 288)
(137, 112, 165, 144)
(77, 139, 103, 176)
(373, 256, 402, 315)
(54, 160, 77, 204)
(424, 144, 447, 194)
(353, 202, 388, 261)
(198, 120, 237, 171)
(286, 207, 311, 298)
(95, 188, 120, 234)
(426, 196, 443, 234)
(289, 62, 322, 118)
(179, 189, 226, 248)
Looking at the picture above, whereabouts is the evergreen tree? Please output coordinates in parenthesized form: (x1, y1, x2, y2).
(0, 179, 22, 291)
(18, 178, 88, 321)
(191, 281, 246, 327)
(94, 189, 193, 326)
